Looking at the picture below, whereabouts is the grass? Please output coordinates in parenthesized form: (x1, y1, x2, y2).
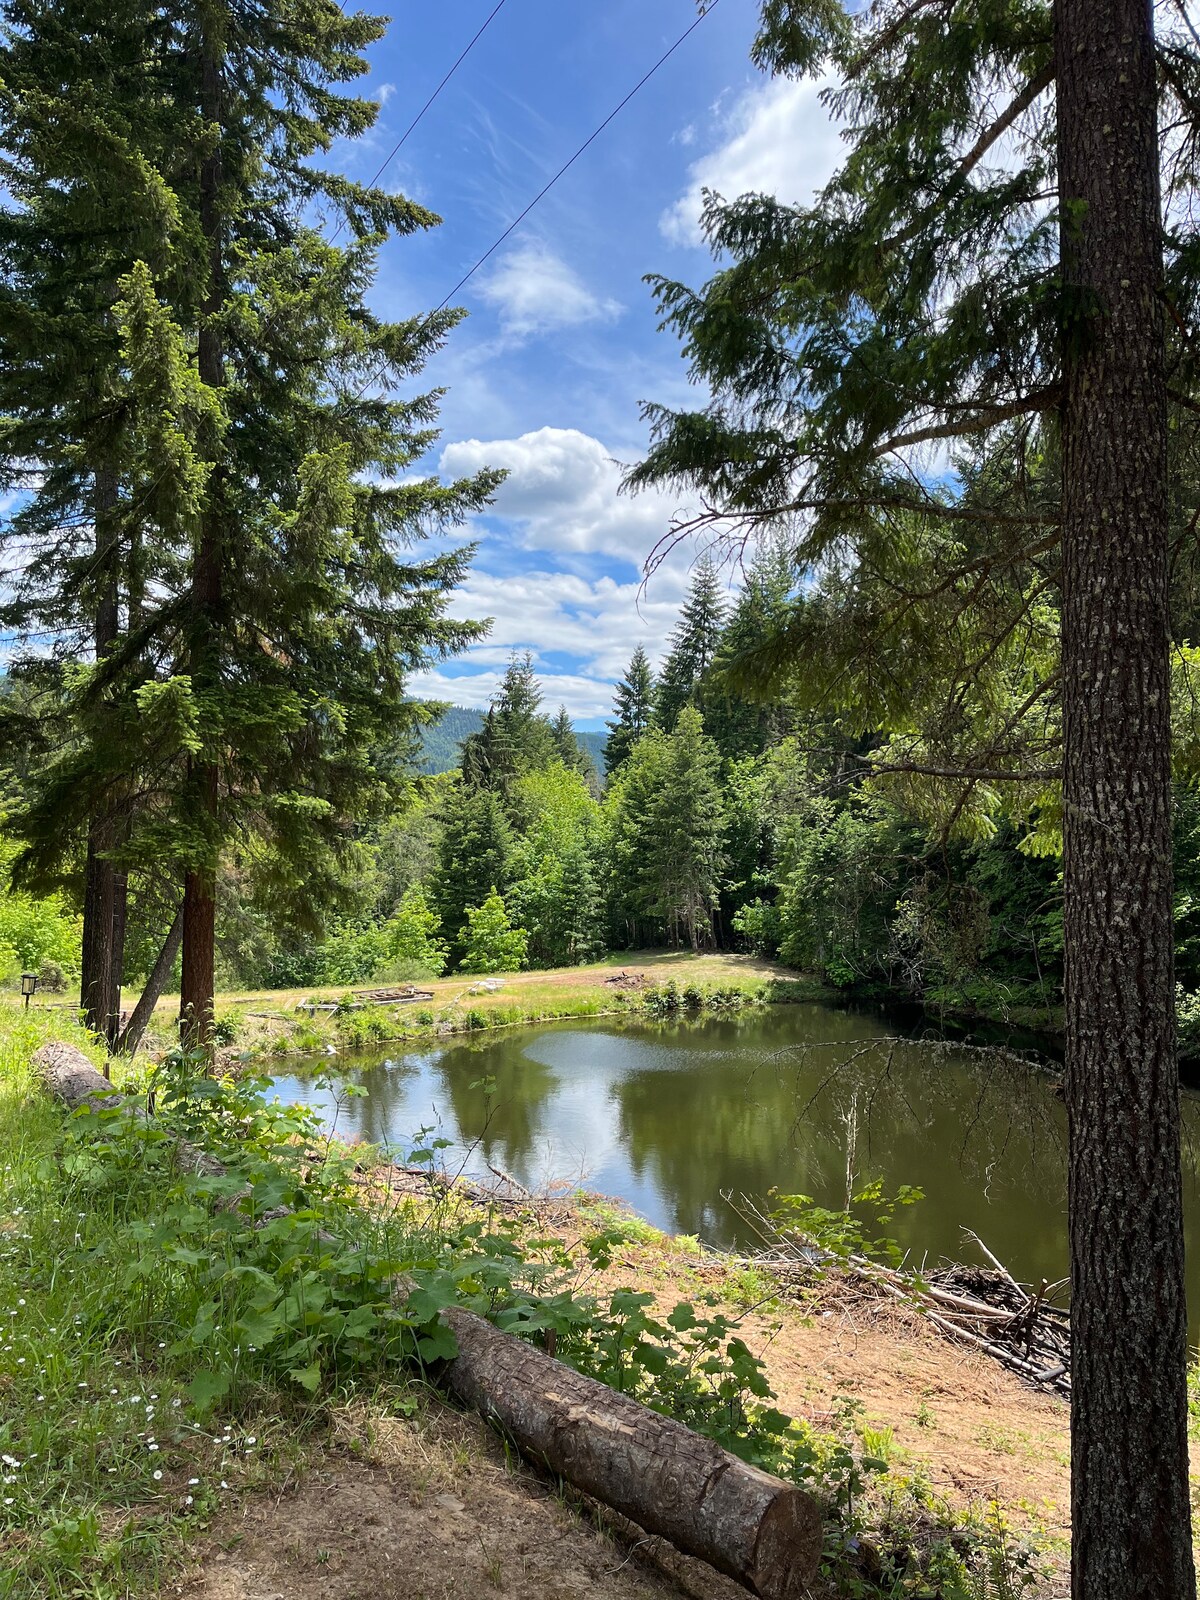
(0, 998, 1058, 1600)
(58, 950, 787, 1064)
(0, 1007, 435, 1599)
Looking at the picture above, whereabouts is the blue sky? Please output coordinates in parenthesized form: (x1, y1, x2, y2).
(341, 0, 844, 726)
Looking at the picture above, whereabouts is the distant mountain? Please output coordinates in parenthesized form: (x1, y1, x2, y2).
(577, 730, 607, 771)
(415, 705, 607, 776)
(415, 705, 486, 774)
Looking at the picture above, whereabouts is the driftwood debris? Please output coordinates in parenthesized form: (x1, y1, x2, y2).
(34, 1041, 822, 1599)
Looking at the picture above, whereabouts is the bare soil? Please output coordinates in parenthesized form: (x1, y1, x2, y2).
(183, 1401, 743, 1600)
(181, 1237, 1072, 1600)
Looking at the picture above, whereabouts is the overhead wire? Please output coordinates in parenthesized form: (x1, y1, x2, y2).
(328, 0, 511, 245)
(433, 0, 724, 313)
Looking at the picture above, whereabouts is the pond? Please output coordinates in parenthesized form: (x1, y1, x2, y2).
(265, 1004, 1200, 1324)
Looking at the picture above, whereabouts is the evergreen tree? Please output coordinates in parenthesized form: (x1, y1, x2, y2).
(432, 786, 512, 962)
(3, 0, 498, 1047)
(654, 555, 726, 731)
(705, 547, 795, 765)
(0, 0, 205, 1040)
(629, 0, 1199, 1585)
(604, 711, 725, 951)
(460, 653, 556, 792)
(549, 705, 593, 778)
(603, 646, 656, 772)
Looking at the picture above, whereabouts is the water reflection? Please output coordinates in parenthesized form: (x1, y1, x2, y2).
(266, 1005, 1200, 1331)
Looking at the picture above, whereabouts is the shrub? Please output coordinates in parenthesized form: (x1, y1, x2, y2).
(381, 886, 448, 977)
(460, 890, 528, 975)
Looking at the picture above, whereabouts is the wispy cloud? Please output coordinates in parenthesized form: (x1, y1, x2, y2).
(478, 243, 623, 338)
(661, 75, 844, 246)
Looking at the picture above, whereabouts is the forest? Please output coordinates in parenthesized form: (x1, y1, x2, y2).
(11, 540, 1200, 1049)
(3, 0, 1200, 1597)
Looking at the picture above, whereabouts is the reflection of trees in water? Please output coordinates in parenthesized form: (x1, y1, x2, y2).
(430, 1036, 560, 1172)
(332, 1058, 424, 1148)
(611, 1028, 1073, 1268)
(772, 1037, 1068, 1195)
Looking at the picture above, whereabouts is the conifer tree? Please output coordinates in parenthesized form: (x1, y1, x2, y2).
(630, 0, 1199, 1588)
(460, 653, 556, 792)
(550, 705, 591, 775)
(604, 710, 725, 950)
(432, 785, 513, 961)
(0, 0, 207, 1041)
(654, 555, 726, 731)
(4, 0, 498, 1047)
(603, 646, 656, 772)
(705, 547, 795, 765)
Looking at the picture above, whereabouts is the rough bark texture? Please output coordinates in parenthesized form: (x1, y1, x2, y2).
(35, 1042, 822, 1598)
(444, 1307, 821, 1599)
(180, 37, 225, 1052)
(118, 903, 184, 1057)
(80, 465, 121, 1039)
(1055, 2, 1196, 1596)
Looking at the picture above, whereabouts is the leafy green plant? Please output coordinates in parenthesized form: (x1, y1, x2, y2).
(768, 1180, 925, 1271)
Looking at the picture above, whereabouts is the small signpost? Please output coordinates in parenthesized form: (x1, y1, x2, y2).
(20, 972, 38, 1010)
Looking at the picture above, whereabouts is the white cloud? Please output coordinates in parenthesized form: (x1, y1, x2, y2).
(410, 665, 618, 723)
(375, 83, 396, 105)
(661, 75, 844, 246)
(478, 243, 622, 338)
(440, 426, 686, 559)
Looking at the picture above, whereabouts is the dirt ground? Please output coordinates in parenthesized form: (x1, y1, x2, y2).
(180, 1245, 1072, 1600)
(182, 1401, 743, 1600)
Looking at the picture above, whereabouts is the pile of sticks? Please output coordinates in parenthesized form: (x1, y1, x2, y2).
(851, 1240, 1071, 1397)
(732, 1197, 1071, 1398)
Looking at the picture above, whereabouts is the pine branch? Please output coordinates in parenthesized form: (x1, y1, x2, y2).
(870, 386, 1060, 459)
(881, 62, 1057, 254)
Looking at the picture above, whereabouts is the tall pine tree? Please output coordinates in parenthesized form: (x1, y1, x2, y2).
(654, 555, 726, 731)
(603, 645, 656, 772)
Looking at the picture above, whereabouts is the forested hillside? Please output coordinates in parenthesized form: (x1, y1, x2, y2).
(416, 704, 605, 776)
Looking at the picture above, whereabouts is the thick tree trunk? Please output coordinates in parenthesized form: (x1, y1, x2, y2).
(1055, 3, 1195, 1597)
(180, 38, 226, 1053)
(118, 903, 184, 1057)
(34, 1041, 823, 1599)
(80, 465, 121, 1039)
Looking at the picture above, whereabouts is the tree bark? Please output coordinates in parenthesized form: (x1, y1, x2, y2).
(444, 1306, 821, 1599)
(34, 1042, 823, 1599)
(80, 464, 121, 1039)
(180, 33, 226, 1054)
(118, 902, 184, 1057)
(1055, 3, 1195, 1597)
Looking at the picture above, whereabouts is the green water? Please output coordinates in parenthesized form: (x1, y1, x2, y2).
(267, 1004, 1200, 1311)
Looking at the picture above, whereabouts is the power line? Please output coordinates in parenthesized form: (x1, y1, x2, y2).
(433, 0, 724, 313)
(329, 0, 510, 245)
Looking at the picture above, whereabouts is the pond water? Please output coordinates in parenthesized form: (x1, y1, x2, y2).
(265, 1005, 1200, 1323)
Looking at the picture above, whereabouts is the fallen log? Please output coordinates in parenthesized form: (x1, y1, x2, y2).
(34, 1040, 225, 1179)
(33, 1041, 823, 1599)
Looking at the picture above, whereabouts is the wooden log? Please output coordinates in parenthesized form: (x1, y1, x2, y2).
(33, 1041, 823, 1598)
(34, 1040, 227, 1179)
(442, 1306, 821, 1599)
